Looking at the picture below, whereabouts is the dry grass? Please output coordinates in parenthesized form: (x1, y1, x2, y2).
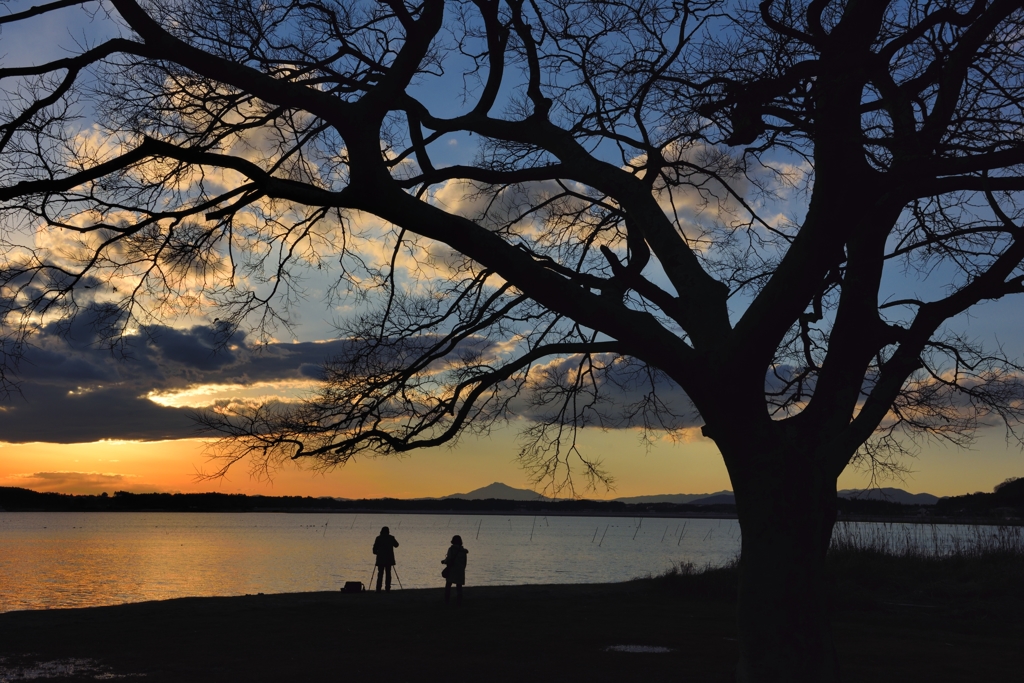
(830, 521, 1024, 559)
(649, 522, 1024, 616)
(827, 523, 1024, 619)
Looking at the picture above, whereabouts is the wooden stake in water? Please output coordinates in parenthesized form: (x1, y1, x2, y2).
(592, 526, 599, 543)
(678, 521, 688, 545)
(476, 518, 482, 540)
(530, 516, 537, 542)
(323, 520, 329, 538)
(661, 525, 668, 543)
(632, 517, 643, 540)
(599, 524, 609, 547)
(350, 515, 357, 530)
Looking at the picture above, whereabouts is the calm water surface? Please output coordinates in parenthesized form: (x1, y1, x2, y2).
(2, 512, 996, 613)
(0, 512, 741, 612)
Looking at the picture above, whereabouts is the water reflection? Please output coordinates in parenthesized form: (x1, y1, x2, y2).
(4, 513, 1005, 613)
(1, 512, 742, 612)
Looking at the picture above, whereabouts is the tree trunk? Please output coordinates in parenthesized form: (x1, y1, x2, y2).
(731, 457, 840, 683)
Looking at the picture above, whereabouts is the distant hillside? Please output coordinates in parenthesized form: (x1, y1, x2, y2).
(616, 487, 939, 507)
(613, 491, 733, 504)
(0, 487, 349, 512)
(443, 484, 731, 504)
(838, 488, 940, 505)
(0, 487, 598, 513)
(6, 480, 1017, 519)
(934, 477, 1024, 518)
(444, 482, 553, 501)
(689, 493, 737, 505)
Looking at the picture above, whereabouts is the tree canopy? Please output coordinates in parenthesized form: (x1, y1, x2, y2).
(3, 0, 1024, 678)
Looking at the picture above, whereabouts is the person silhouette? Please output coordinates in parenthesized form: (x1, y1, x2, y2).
(372, 526, 399, 592)
(441, 534, 468, 605)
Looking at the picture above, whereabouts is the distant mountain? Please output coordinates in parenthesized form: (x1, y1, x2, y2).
(446, 485, 737, 504)
(689, 493, 737, 505)
(838, 488, 939, 505)
(617, 487, 939, 507)
(614, 491, 734, 504)
(444, 482, 553, 501)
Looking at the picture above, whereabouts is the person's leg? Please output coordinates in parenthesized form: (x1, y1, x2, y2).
(375, 565, 383, 592)
(444, 580, 452, 603)
(456, 582, 463, 605)
(384, 565, 392, 591)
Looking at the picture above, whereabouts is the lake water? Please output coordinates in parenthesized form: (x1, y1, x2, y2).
(1, 512, 1006, 613)
(0, 512, 741, 613)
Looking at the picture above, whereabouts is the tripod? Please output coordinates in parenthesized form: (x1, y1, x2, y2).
(368, 564, 403, 591)
(392, 565, 404, 590)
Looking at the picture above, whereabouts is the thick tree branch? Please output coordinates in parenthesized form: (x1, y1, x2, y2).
(0, 0, 89, 24)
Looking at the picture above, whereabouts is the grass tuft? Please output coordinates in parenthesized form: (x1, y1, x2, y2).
(644, 522, 1024, 619)
(827, 523, 1024, 620)
(643, 558, 740, 599)
(829, 521, 1024, 559)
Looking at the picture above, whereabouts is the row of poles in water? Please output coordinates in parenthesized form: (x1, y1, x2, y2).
(589, 520, 717, 546)
(323, 514, 726, 545)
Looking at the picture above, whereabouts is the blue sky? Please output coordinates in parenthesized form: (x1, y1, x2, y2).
(0, 0, 1021, 499)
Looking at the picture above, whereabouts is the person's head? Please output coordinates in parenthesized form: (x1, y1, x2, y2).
(381, 526, 390, 535)
(451, 535, 463, 546)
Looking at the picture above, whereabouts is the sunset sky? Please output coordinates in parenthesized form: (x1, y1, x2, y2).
(0, 301, 1019, 499)
(1, 1, 1022, 500)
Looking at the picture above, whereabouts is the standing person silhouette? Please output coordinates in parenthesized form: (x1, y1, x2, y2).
(372, 526, 399, 592)
(441, 535, 468, 605)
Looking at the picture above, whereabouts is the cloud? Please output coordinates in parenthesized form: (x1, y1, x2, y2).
(0, 317, 364, 444)
(4, 471, 153, 495)
(502, 353, 703, 431)
(12, 304, 1008, 448)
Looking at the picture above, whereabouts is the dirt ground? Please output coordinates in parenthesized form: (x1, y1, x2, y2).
(0, 579, 1020, 682)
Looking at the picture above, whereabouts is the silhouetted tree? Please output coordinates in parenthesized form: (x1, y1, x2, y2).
(3, 0, 1024, 679)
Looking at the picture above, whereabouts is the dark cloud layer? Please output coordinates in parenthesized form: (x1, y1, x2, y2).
(508, 354, 702, 430)
(9, 471, 166, 495)
(8, 315, 868, 444)
(0, 321, 355, 444)
(0, 317, 706, 444)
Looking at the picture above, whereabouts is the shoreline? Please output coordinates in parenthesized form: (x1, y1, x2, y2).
(3, 507, 1021, 526)
(2, 570, 1020, 682)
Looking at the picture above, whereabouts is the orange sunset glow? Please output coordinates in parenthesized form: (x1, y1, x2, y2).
(2, 423, 1020, 499)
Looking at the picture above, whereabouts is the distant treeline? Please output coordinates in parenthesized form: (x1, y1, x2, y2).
(0, 487, 735, 515)
(1, 480, 1021, 519)
(835, 478, 1024, 520)
(931, 477, 1024, 518)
